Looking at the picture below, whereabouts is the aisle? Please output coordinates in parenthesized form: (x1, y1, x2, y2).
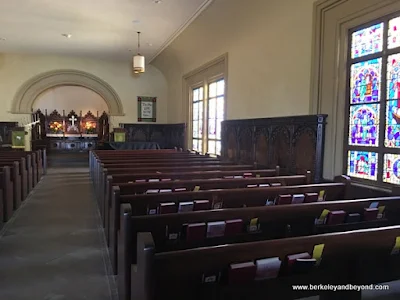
(0, 167, 117, 300)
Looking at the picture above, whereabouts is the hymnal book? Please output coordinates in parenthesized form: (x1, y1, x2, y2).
(247, 218, 260, 233)
(255, 257, 282, 280)
(174, 187, 187, 192)
(178, 201, 194, 212)
(346, 213, 361, 223)
(377, 206, 386, 219)
(326, 210, 346, 225)
(247, 184, 258, 188)
(229, 261, 256, 284)
(234, 176, 243, 179)
(259, 184, 270, 187)
(193, 200, 210, 211)
(315, 209, 330, 225)
(270, 183, 282, 187)
(265, 199, 274, 206)
(304, 192, 319, 203)
(206, 221, 226, 238)
(145, 189, 159, 194)
(224, 176, 234, 179)
(291, 194, 305, 204)
(292, 258, 317, 274)
(286, 252, 311, 271)
(202, 271, 221, 284)
(158, 202, 176, 214)
(149, 179, 160, 182)
(161, 178, 172, 181)
(193, 186, 200, 192)
(135, 179, 146, 183)
(225, 219, 243, 236)
(363, 207, 379, 221)
(243, 172, 253, 177)
(186, 223, 206, 242)
(147, 204, 158, 215)
(369, 202, 379, 208)
(159, 189, 172, 193)
(276, 194, 292, 205)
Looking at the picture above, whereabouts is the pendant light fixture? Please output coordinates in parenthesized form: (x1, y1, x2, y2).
(132, 31, 145, 74)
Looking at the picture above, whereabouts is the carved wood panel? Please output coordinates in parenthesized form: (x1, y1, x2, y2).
(221, 115, 327, 182)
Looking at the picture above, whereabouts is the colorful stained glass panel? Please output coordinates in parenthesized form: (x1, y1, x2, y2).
(347, 151, 378, 181)
(385, 100, 400, 148)
(348, 103, 379, 146)
(387, 53, 400, 100)
(350, 58, 381, 104)
(389, 17, 400, 49)
(383, 154, 400, 184)
(351, 23, 383, 59)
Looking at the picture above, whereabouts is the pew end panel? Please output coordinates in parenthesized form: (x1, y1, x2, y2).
(110, 185, 121, 275)
(118, 203, 133, 300)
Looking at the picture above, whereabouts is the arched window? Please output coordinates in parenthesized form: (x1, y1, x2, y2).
(345, 14, 400, 186)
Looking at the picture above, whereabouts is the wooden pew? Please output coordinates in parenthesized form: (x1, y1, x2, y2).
(109, 177, 350, 274)
(0, 152, 35, 191)
(0, 166, 13, 222)
(126, 225, 400, 300)
(103, 173, 310, 247)
(0, 157, 28, 201)
(0, 161, 21, 210)
(99, 167, 281, 228)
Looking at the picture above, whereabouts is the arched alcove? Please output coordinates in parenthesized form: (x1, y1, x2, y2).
(11, 69, 124, 115)
(33, 85, 109, 114)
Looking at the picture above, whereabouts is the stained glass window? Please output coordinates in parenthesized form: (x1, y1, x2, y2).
(388, 17, 400, 49)
(383, 153, 400, 184)
(348, 104, 380, 146)
(351, 23, 383, 59)
(350, 58, 381, 104)
(347, 151, 378, 181)
(346, 15, 400, 186)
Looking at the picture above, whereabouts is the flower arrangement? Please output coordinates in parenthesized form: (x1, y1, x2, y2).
(85, 122, 97, 134)
(49, 121, 63, 133)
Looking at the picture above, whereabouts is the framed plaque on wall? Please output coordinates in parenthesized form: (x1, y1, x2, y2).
(138, 96, 156, 122)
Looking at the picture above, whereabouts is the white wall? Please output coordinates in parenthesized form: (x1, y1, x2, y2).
(33, 85, 108, 116)
(152, 0, 317, 123)
(0, 53, 168, 126)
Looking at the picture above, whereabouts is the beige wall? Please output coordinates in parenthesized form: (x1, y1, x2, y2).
(33, 85, 109, 115)
(152, 0, 317, 123)
(0, 53, 168, 126)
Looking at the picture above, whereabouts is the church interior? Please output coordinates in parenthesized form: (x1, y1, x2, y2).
(2, 0, 400, 299)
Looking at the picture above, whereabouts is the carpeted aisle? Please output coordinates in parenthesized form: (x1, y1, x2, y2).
(0, 167, 117, 300)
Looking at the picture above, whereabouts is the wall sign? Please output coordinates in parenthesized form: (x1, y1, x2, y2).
(138, 96, 156, 122)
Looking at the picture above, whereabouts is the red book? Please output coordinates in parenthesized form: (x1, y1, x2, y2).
(158, 202, 176, 214)
(304, 192, 319, 203)
(286, 252, 311, 268)
(363, 207, 379, 221)
(193, 200, 210, 211)
(326, 210, 346, 225)
(186, 223, 206, 242)
(276, 194, 292, 205)
(229, 261, 256, 284)
(225, 219, 243, 236)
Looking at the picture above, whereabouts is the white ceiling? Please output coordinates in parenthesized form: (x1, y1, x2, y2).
(0, 0, 212, 62)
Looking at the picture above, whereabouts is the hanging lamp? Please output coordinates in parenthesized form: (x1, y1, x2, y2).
(132, 31, 145, 74)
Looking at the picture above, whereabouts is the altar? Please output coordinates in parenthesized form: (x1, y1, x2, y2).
(31, 109, 109, 152)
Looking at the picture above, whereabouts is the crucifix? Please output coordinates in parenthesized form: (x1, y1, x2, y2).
(69, 115, 77, 126)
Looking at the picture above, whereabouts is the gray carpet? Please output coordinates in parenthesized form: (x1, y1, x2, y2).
(0, 167, 117, 300)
